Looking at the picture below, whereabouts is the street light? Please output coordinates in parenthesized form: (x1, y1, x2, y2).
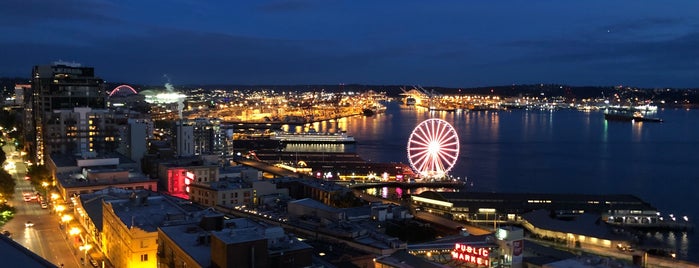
(69, 227, 81, 236)
(41, 181, 49, 196)
(79, 243, 92, 265)
(62, 214, 73, 224)
(55, 205, 66, 214)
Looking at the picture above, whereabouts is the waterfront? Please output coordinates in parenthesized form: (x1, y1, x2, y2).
(308, 101, 699, 262)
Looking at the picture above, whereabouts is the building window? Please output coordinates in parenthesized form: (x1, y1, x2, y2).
(140, 254, 148, 262)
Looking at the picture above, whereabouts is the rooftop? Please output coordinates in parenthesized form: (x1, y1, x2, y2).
(418, 191, 656, 212)
(106, 191, 203, 232)
(289, 198, 342, 214)
(522, 210, 626, 241)
(77, 188, 133, 232)
(50, 152, 135, 168)
(56, 171, 156, 188)
(160, 217, 311, 267)
(193, 179, 250, 191)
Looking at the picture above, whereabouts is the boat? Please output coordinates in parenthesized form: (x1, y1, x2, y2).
(362, 108, 376, 116)
(270, 131, 356, 144)
(604, 111, 663, 122)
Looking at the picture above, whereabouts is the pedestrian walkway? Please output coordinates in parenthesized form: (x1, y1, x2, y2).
(54, 193, 113, 268)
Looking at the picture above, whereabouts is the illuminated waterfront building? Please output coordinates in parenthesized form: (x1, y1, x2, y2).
(410, 191, 659, 224)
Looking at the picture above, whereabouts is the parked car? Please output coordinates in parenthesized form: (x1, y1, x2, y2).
(40, 202, 48, 209)
(25, 221, 34, 227)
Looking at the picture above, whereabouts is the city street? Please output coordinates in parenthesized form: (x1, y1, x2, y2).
(2, 142, 82, 268)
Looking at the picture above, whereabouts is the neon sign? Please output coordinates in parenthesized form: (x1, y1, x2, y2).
(451, 243, 490, 266)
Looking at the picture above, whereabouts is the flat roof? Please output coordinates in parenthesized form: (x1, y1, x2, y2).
(159, 225, 214, 267)
(289, 198, 342, 214)
(107, 192, 203, 232)
(417, 191, 656, 212)
(50, 152, 135, 168)
(56, 172, 156, 188)
(193, 180, 250, 191)
(161, 217, 312, 267)
(522, 210, 626, 241)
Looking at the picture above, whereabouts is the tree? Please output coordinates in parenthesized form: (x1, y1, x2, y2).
(26, 165, 52, 187)
(0, 110, 17, 130)
(0, 148, 5, 165)
(0, 169, 15, 199)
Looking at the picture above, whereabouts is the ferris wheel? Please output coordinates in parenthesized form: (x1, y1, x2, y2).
(406, 118, 460, 179)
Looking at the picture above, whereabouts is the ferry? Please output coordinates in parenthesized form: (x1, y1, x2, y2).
(604, 111, 663, 122)
(270, 131, 356, 144)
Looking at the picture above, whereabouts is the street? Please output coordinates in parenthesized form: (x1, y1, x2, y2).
(2, 142, 82, 268)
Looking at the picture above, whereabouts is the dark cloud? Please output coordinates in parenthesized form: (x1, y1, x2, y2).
(596, 18, 687, 34)
(0, 0, 120, 26)
(493, 29, 699, 87)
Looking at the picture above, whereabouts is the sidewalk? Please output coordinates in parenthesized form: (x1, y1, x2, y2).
(54, 193, 114, 268)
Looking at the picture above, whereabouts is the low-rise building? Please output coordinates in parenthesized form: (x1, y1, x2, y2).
(410, 191, 659, 225)
(189, 179, 252, 207)
(275, 178, 349, 206)
(101, 190, 205, 268)
(157, 159, 219, 197)
(55, 165, 157, 199)
(521, 209, 628, 249)
(158, 215, 313, 268)
(189, 178, 289, 208)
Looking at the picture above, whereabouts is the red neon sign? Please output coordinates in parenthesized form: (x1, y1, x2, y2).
(451, 243, 490, 266)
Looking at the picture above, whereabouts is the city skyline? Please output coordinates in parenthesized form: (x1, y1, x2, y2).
(2, 1, 699, 88)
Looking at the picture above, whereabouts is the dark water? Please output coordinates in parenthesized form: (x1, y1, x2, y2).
(311, 101, 699, 262)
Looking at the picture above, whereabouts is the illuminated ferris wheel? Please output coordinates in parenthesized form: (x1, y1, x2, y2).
(407, 118, 460, 179)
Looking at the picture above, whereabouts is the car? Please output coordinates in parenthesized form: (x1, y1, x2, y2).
(40, 202, 48, 209)
(23, 196, 32, 202)
(24, 176, 30, 180)
(89, 258, 99, 267)
(25, 221, 34, 227)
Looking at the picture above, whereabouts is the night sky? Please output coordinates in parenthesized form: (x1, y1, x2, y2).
(2, 1, 698, 88)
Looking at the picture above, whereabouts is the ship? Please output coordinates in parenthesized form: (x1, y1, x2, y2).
(604, 111, 663, 122)
(270, 131, 356, 144)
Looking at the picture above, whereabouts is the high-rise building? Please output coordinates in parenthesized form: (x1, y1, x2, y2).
(116, 118, 153, 169)
(173, 118, 223, 158)
(44, 107, 119, 156)
(28, 61, 105, 164)
(174, 121, 194, 157)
